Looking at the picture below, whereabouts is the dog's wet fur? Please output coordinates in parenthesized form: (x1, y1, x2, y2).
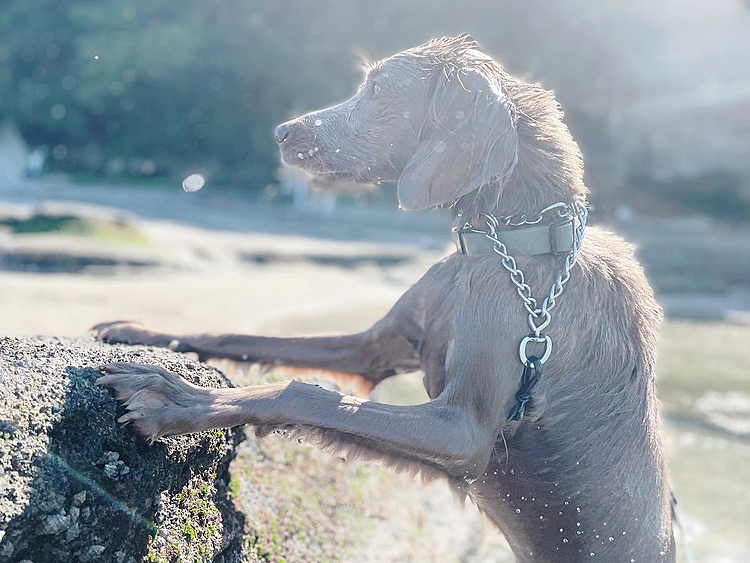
(96, 36, 674, 562)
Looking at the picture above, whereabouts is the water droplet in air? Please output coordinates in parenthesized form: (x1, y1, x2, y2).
(182, 174, 205, 193)
(314, 119, 322, 126)
(455, 110, 465, 119)
(515, 508, 521, 513)
(608, 537, 614, 542)
(297, 153, 304, 159)
(562, 538, 568, 543)
(335, 149, 340, 153)
(308, 149, 314, 156)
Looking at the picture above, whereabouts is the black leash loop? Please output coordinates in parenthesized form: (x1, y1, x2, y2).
(507, 355, 543, 422)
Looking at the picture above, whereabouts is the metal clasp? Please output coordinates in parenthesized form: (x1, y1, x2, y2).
(519, 334, 552, 365)
(548, 218, 575, 255)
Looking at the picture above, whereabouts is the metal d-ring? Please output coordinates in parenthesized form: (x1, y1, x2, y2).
(519, 334, 552, 365)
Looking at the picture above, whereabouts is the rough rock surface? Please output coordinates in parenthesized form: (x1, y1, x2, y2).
(0, 336, 244, 563)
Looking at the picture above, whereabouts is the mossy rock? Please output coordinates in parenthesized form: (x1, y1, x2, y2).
(0, 337, 244, 563)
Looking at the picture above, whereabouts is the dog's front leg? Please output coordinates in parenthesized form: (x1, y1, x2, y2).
(92, 280, 430, 393)
(97, 361, 494, 480)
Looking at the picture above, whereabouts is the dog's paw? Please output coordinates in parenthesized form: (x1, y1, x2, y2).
(97, 362, 207, 440)
(92, 320, 146, 342)
(92, 321, 176, 348)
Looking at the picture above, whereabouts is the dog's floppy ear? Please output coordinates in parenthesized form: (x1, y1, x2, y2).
(397, 67, 518, 211)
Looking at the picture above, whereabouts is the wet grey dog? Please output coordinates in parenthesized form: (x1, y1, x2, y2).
(95, 36, 675, 562)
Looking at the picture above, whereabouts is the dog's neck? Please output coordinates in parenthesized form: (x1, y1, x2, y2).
(452, 80, 588, 224)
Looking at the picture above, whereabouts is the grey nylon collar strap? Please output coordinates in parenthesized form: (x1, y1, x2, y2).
(452, 215, 578, 256)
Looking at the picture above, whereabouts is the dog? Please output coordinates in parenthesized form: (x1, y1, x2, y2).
(95, 36, 675, 562)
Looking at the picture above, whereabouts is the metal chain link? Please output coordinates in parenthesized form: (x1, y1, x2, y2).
(479, 200, 589, 365)
(497, 201, 570, 227)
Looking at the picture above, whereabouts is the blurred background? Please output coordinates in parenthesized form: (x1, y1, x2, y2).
(1, 1, 749, 561)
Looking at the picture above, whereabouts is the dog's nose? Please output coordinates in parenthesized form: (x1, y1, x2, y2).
(275, 123, 290, 144)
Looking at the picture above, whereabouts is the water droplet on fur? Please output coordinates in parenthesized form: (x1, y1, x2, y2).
(314, 119, 322, 126)
(308, 149, 314, 156)
(297, 153, 304, 159)
(181, 174, 205, 193)
(335, 148, 340, 153)
(455, 110, 465, 119)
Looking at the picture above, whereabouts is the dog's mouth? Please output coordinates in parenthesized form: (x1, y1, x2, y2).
(280, 148, 351, 178)
(278, 136, 365, 183)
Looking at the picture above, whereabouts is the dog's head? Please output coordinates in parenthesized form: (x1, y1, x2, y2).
(275, 35, 519, 211)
